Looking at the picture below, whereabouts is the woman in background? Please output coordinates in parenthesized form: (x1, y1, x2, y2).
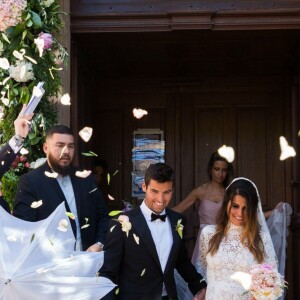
(173, 152, 233, 265)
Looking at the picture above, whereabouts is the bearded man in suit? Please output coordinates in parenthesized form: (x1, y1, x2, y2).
(99, 163, 206, 300)
(13, 125, 109, 251)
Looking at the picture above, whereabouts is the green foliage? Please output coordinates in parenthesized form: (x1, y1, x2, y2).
(0, 0, 68, 204)
(1, 170, 19, 210)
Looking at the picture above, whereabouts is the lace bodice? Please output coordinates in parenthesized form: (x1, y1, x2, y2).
(197, 224, 277, 300)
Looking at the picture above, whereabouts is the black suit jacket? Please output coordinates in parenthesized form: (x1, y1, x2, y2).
(0, 143, 17, 179)
(13, 162, 109, 250)
(0, 143, 18, 212)
(100, 207, 206, 300)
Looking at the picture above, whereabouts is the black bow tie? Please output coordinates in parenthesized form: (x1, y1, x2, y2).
(151, 213, 167, 222)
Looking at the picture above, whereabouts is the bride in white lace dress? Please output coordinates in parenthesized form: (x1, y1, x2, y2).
(197, 178, 277, 300)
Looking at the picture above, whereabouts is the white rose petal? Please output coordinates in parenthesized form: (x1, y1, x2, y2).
(133, 234, 139, 245)
(20, 148, 29, 155)
(45, 171, 58, 178)
(31, 200, 43, 209)
(57, 219, 69, 232)
(218, 145, 235, 163)
(7, 235, 17, 242)
(30, 157, 46, 169)
(108, 194, 115, 200)
(279, 136, 296, 160)
(13, 50, 24, 60)
(60, 93, 71, 105)
(81, 224, 90, 229)
(75, 170, 91, 178)
(78, 127, 93, 142)
(133, 108, 148, 119)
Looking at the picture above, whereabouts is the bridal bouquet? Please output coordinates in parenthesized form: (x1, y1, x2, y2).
(249, 263, 286, 300)
(231, 263, 286, 300)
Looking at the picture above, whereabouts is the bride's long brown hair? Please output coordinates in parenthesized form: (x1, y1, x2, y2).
(208, 179, 265, 263)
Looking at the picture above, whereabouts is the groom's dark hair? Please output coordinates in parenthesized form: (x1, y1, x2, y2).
(144, 163, 175, 187)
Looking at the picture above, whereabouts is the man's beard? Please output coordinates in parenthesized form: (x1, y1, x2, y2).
(48, 153, 72, 176)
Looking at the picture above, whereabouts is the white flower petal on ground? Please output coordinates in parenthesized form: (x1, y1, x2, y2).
(44, 171, 58, 178)
(75, 170, 91, 178)
(218, 145, 235, 163)
(133, 108, 148, 119)
(20, 148, 29, 155)
(31, 200, 43, 209)
(79, 127, 93, 142)
(0, 58, 10, 70)
(60, 93, 71, 105)
(279, 136, 296, 160)
(57, 219, 69, 232)
(231, 271, 252, 290)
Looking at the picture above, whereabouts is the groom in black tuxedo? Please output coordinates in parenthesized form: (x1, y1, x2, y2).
(100, 163, 206, 300)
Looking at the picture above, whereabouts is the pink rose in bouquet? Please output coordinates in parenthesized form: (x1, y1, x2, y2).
(231, 262, 287, 300)
(249, 263, 286, 300)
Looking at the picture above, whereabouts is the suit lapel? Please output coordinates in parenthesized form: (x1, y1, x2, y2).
(164, 209, 181, 273)
(69, 170, 82, 220)
(131, 208, 161, 269)
(42, 163, 77, 235)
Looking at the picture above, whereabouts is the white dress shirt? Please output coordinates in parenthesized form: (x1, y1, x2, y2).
(57, 175, 82, 251)
(140, 201, 173, 296)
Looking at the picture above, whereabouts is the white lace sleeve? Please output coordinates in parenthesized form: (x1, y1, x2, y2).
(196, 225, 215, 280)
(261, 228, 277, 265)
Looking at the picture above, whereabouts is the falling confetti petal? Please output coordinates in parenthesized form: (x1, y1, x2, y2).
(81, 151, 98, 157)
(108, 194, 115, 200)
(44, 171, 58, 178)
(7, 235, 17, 242)
(81, 224, 90, 229)
(113, 170, 119, 176)
(218, 145, 235, 163)
(20, 148, 29, 155)
(75, 170, 92, 178)
(60, 93, 71, 105)
(133, 234, 140, 245)
(133, 108, 148, 119)
(79, 127, 93, 142)
(57, 219, 69, 232)
(107, 173, 111, 185)
(141, 268, 146, 276)
(89, 188, 97, 194)
(110, 225, 116, 232)
(279, 136, 296, 160)
(109, 210, 122, 217)
(65, 212, 76, 220)
(31, 200, 43, 209)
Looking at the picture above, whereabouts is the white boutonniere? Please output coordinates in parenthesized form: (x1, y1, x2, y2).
(176, 219, 184, 239)
(118, 215, 132, 237)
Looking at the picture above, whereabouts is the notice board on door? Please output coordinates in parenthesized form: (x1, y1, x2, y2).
(132, 129, 165, 198)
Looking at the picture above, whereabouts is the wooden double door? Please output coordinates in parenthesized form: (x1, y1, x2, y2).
(89, 74, 290, 213)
